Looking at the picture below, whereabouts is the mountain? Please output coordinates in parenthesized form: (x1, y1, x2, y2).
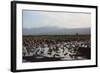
(23, 26, 90, 35)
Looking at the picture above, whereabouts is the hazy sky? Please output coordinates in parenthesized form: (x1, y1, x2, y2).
(23, 10, 91, 29)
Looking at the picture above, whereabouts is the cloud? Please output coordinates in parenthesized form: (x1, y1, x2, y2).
(23, 10, 91, 28)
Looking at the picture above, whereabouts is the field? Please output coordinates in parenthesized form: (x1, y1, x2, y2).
(22, 35, 91, 62)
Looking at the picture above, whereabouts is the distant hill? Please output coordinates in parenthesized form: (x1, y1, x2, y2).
(23, 26, 90, 35)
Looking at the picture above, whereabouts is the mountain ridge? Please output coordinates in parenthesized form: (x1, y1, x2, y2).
(23, 26, 90, 35)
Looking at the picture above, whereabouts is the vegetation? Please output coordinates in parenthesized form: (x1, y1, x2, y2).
(23, 35, 90, 41)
